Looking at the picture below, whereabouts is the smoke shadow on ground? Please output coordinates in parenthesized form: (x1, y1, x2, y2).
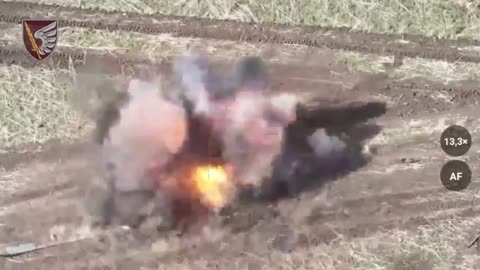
(237, 100, 387, 203)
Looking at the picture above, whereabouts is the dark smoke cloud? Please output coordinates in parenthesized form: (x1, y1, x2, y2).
(172, 55, 212, 115)
(91, 54, 386, 229)
(173, 55, 298, 195)
(307, 129, 347, 158)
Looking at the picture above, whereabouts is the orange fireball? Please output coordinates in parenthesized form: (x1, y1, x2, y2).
(190, 164, 233, 211)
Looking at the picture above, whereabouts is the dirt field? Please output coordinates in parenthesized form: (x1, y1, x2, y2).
(1, 1, 480, 269)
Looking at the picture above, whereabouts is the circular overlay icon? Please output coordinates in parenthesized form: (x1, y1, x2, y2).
(440, 160, 472, 191)
(440, 125, 472, 156)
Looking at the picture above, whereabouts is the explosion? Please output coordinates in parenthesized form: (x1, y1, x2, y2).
(93, 55, 298, 230)
(189, 164, 233, 211)
(91, 54, 385, 232)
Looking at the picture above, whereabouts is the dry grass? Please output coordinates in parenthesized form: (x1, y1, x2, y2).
(0, 24, 320, 64)
(58, 28, 480, 84)
(34, 26, 480, 82)
(0, 65, 91, 150)
(2, 23, 480, 84)
(59, 28, 270, 60)
(110, 216, 480, 269)
(55, 28, 480, 84)
(2, 25, 480, 148)
(339, 52, 480, 84)
(368, 118, 450, 147)
(368, 111, 480, 149)
(1, 1, 480, 269)
(7, 0, 480, 40)
(449, 0, 480, 11)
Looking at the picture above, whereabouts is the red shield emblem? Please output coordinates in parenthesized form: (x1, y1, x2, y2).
(22, 20, 58, 61)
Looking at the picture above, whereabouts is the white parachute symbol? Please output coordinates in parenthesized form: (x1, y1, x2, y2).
(33, 21, 57, 56)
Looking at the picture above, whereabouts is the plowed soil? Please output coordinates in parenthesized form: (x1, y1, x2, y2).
(1, 5, 480, 269)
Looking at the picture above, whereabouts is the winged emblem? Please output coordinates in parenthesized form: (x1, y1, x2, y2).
(34, 21, 57, 56)
(22, 20, 58, 61)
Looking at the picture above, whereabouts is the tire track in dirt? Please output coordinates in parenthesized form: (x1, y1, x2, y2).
(0, 42, 356, 90)
(1, 42, 479, 115)
(226, 183, 480, 234)
(4, 1, 477, 46)
(0, 42, 169, 76)
(1, 154, 477, 266)
(339, 186, 467, 208)
(304, 206, 480, 247)
(378, 79, 480, 118)
(208, 204, 480, 260)
(307, 197, 478, 225)
(0, 141, 91, 171)
(2, 1, 480, 63)
(0, 181, 78, 209)
(0, 166, 93, 213)
(125, 205, 480, 266)
(389, 80, 480, 103)
(13, 200, 476, 269)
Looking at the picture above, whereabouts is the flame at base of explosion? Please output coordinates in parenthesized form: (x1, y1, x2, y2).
(190, 164, 235, 211)
(160, 163, 236, 214)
